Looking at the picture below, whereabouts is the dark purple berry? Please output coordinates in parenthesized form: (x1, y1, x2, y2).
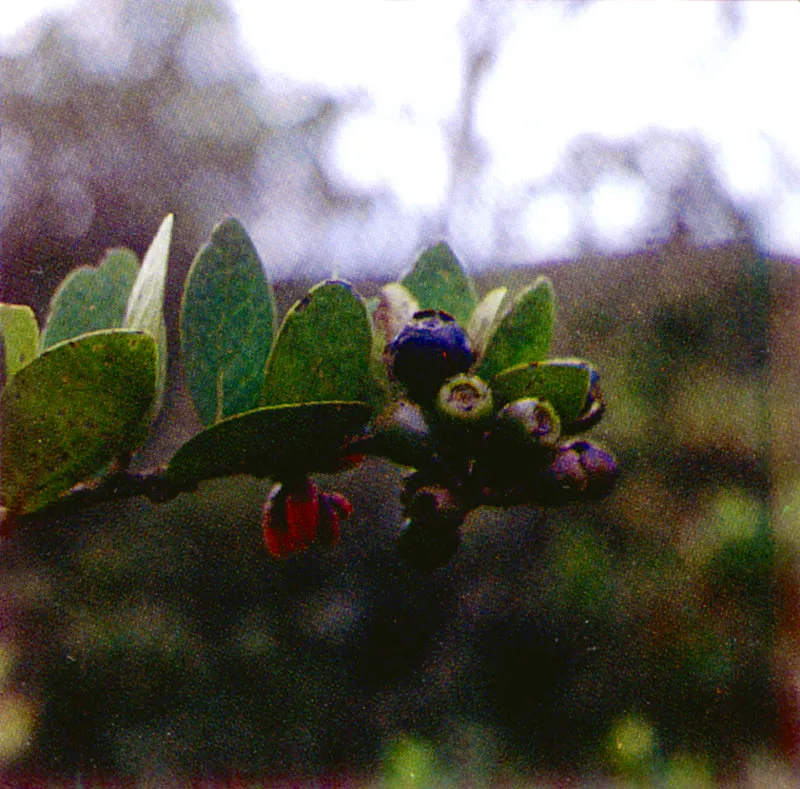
(536, 440, 617, 504)
(568, 439, 618, 499)
(397, 517, 461, 571)
(386, 310, 474, 405)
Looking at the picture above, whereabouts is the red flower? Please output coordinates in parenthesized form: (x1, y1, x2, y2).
(261, 477, 353, 559)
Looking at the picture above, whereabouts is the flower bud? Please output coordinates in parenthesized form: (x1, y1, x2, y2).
(385, 310, 474, 405)
(261, 478, 354, 557)
(261, 478, 319, 558)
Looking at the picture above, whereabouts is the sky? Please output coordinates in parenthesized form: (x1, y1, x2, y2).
(3, 0, 799, 271)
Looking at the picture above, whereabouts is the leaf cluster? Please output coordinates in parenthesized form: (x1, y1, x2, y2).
(1, 217, 614, 566)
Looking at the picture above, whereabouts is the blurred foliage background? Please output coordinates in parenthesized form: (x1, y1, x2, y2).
(2, 0, 800, 785)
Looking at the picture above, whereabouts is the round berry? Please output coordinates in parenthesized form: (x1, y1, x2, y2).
(435, 374, 493, 428)
(535, 440, 618, 504)
(385, 310, 474, 404)
(494, 397, 561, 453)
(569, 439, 618, 499)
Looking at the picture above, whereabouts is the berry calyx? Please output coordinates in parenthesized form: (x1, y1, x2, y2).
(385, 310, 474, 405)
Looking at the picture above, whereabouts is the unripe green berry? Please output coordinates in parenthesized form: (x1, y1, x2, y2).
(494, 397, 561, 453)
(435, 374, 494, 428)
(368, 399, 432, 468)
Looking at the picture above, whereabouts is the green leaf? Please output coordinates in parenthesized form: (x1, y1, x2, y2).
(1, 304, 40, 378)
(181, 218, 276, 425)
(400, 241, 477, 326)
(477, 277, 555, 381)
(1, 329, 157, 514)
(165, 401, 371, 485)
(262, 280, 373, 407)
(124, 214, 172, 416)
(467, 286, 508, 358)
(41, 248, 139, 350)
(491, 359, 591, 422)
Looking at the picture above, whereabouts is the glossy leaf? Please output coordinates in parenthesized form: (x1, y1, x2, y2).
(477, 277, 555, 381)
(165, 401, 371, 486)
(181, 218, 276, 425)
(1, 330, 157, 514)
(467, 286, 508, 358)
(1, 304, 39, 378)
(40, 248, 139, 350)
(491, 359, 591, 422)
(124, 214, 172, 416)
(262, 280, 373, 406)
(400, 242, 477, 327)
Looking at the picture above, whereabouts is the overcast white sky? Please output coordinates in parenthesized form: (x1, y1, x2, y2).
(3, 0, 800, 272)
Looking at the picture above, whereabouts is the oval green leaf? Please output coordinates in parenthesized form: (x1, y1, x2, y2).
(1, 329, 157, 514)
(476, 277, 555, 381)
(491, 359, 591, 421)
(262, 280, 373, 407)
(400, 241, 478, 327)
(181, 218, 276, 425)
(41, 248, 139, 350)
(165, 401, 371, 485)
(1, 304, 40, 378)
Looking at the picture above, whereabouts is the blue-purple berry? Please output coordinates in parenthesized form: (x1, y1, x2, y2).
(386, 310, 475, 404)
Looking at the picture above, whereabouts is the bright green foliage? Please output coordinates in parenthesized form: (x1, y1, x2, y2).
(467, 286, 508, 357)
(491, 359, 591, 421)
(477, 277, 555, 381)
(262, 280, 373, 407)
(0, 304, 40, 377)
(165, 401, 371, 486)
(0, 329, 156, 514)
(40, 248, 139, 350)
(124, 214, 172, 414)
(400, 241, 478, 327)
(181, 218, 276, 425)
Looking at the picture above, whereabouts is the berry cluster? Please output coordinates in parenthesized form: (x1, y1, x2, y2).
(383, 309, 617, 569)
